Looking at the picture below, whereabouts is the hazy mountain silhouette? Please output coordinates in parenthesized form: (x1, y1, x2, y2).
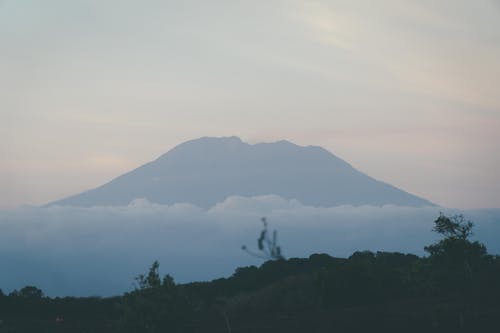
(50, 136, 434, 208)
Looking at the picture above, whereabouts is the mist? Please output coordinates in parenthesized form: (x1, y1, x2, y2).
(1, 195, 499, 296)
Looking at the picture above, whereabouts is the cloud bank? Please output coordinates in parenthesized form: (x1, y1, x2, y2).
(0, 195, 499, 296)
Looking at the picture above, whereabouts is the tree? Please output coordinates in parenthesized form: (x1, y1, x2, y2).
(242, 217, 284, 260)
(431, 213, 473, 240)
(122, 261, 192, 332)
(424, 213, 487, 266)
(424, 213, 489, 329)
(9, 286, 44, 299)
(135, 261, 162, 290)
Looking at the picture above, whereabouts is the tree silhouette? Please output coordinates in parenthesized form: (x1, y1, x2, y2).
(431, 213, 473, 240)
(242, 217, 284, 260)
(424, 213, 486, 263)
(424, 213, 488, 329)
(123, 261, 191, 332)
(9, 286, 44, 299)
(135, 260, 162, 290)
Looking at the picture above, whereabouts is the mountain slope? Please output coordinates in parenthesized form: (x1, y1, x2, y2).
(50, 136, 433, 208)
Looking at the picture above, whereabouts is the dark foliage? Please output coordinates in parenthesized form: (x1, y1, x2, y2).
(119, 261, 193, 332)
(242, 217, 284, 260)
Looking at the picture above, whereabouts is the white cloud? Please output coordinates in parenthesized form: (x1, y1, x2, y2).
(0, 195, 498, 296)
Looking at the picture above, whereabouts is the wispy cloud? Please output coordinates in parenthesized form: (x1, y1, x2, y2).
(292, 0, 500, 109)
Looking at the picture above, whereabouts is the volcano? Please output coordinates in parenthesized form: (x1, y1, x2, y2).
(49, 136, 433, 208)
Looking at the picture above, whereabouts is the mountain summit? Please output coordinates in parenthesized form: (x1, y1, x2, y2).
(50, 136, 433, 208)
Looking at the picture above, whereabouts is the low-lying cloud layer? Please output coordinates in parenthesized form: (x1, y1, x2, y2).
(0, 195, 499, 296)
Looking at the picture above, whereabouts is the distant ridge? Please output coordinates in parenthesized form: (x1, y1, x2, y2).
(49, 136, 434, 208)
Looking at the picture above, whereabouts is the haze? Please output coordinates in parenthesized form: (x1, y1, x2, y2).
(1, 198, 499, 296)
(1, 0, 500, 209)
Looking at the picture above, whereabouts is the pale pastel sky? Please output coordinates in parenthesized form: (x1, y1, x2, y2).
(1, 0, 499, 209)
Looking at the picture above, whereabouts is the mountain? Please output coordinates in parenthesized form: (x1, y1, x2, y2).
(49, 136, 434, 208)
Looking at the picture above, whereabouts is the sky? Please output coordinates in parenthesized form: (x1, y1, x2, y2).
(1, 0, 500, 209)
